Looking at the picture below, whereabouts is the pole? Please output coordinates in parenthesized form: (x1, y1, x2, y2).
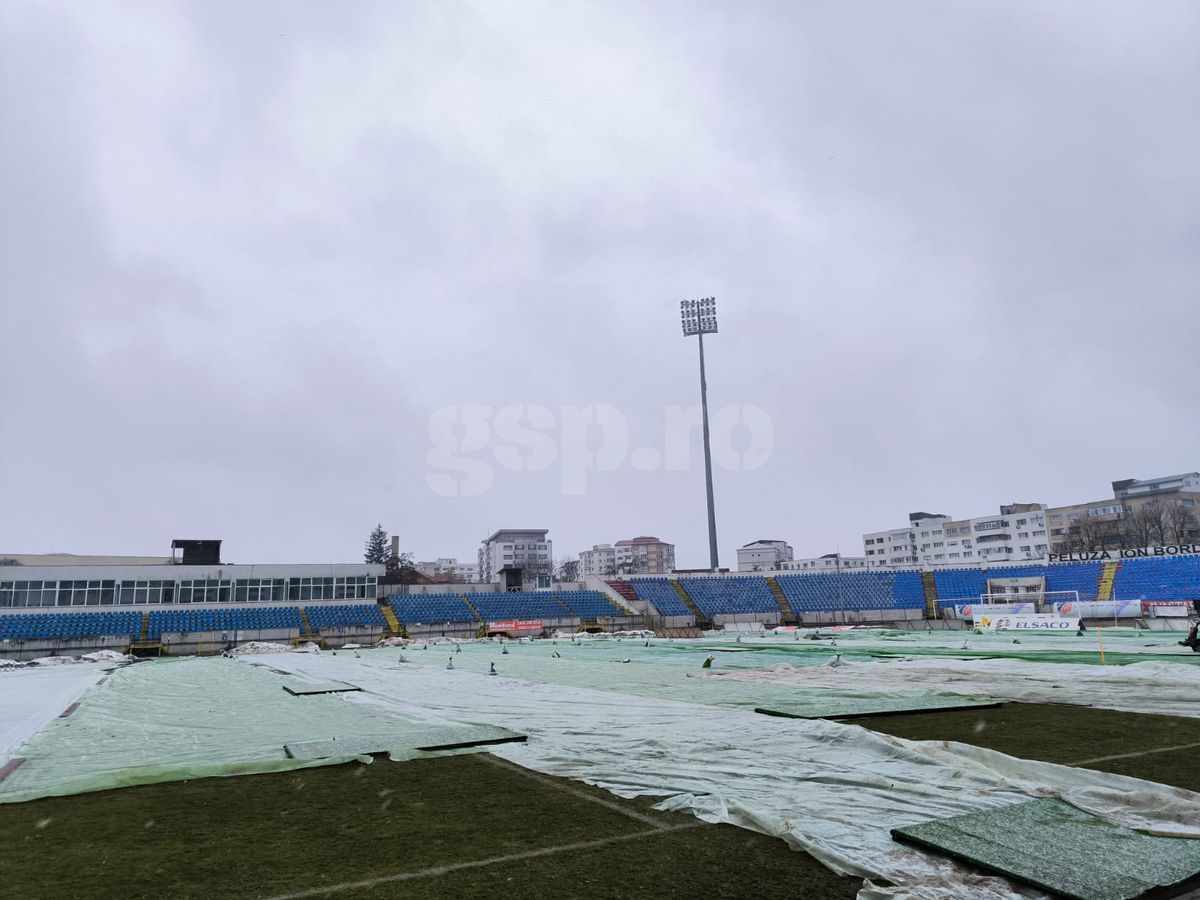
(837, 553, 845, 624)
(697, 331, 719, 570)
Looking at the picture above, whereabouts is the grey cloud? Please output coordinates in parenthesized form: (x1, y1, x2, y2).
(1, 1, 1197, 566)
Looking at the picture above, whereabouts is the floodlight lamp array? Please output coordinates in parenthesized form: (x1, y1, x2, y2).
(680, 297, 718, 336)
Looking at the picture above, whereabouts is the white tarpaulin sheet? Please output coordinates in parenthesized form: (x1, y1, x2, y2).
(705, 657, 1200, 719)
(4, 637, 1199, 899)
(0, 658, 445, 802)
(251, 652, 1200, 900)
(0, 666, 105, 763)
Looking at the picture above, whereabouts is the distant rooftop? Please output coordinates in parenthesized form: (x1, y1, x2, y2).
(1129, 473, 1198, 486)
(1113, 473, 1200, 496)
(483, 529, 550, 544)
(0, 553, 174, 566)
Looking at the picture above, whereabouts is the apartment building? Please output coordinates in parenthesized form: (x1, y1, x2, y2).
(864, 506, 1049, 567)
(737, 540, 794, 572)
(414, 558, 480, 583)
(779, 554, 869, 572)
(579, 536, 675, 576)
(1047, 473, 1200, 549)
(478, 529, 552, 587)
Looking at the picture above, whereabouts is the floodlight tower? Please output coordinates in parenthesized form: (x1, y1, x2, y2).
(680, 297, 720, 570)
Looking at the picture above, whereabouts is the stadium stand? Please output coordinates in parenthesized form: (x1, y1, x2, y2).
(1112, 556, 1200, 601)
(629, 579, 691, 616)
(554, 590, 625, 619)
(146, 606, 302, 638)
(1044, 562, 1103, 602)
(463, 592, 569, 621)
(0, 610, 142, 640)
(605, 580, 639, 606)
(982, 565, 1045, 581)
(3, 557, 1196, 647)
(678, 576, 778, 616)
(931, 561, 1137, 609)
(933, 569, 988, 606)
(303, 604, 386, 631)
(388, 594, 479, 626)
(891, 571, 928, 607)
(777, 571, 925, 613)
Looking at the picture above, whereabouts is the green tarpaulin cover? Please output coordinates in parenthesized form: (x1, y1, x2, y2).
(892, 798, 1200, 900)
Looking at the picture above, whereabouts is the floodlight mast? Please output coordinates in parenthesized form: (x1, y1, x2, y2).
(680, 297, 720, 571)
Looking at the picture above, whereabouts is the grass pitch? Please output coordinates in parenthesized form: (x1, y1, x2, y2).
(2, 702, 1198, 899)
(0, 752, 859, 900)
(864, 702, 1200, 793)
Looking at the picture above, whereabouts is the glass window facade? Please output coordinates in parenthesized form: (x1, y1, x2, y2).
(234, 579, 287, 603)
(118, 580, 177, 605)
(0, 573, 377, 608)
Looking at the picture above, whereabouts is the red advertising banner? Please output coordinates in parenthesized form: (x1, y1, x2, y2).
(488, 620, 543, 632)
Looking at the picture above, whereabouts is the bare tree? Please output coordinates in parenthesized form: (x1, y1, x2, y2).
(383, 546, 421, 584)
(1164, 503, 1200, 544)
(1059, 500, 1198, 553)
(1123, 501, 1170, 548)
(1120, 511, 1152, 549)
(555, 556, 580, 583)
(1063, 515, 1124, 552)
(513, 556, 552, 589)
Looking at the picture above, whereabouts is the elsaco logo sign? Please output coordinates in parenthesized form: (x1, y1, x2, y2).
(993, 615, 1077, 631)
(974, 614, 1079, 631)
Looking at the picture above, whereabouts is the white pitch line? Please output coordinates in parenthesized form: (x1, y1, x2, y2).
(476, 753, 674, 829)
(261, 823, 702, 900)
(1067, 739, 1200, 767)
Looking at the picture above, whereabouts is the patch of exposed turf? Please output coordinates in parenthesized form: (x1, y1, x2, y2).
(863, 703, 1200, 793)
(353, 825, 862, 900)
(0, 754, 859, 900)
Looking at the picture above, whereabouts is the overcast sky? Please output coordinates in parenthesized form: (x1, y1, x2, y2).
(2, 1, 1197, 567)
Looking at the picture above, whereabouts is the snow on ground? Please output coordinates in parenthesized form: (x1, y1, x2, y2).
(0, 665, 106, 762)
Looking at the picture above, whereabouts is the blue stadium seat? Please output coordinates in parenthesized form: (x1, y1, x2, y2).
(388, 594, 479, 626)
(304, 604, 386, 631)
(678, 577, 778, 616)
(463, 592, 569, 621)
(554, 590, 624, 619)
(1045, 562, 1102, 601)
(1113, 556, 1200, 601)
(146, 606, 301, 638)
(0, 610, 142, 641)
(777, 571, 925, 613)
(932, 562, 1105, 607)
(629, 580, 691, 616)
(933, 569, 989, 607)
